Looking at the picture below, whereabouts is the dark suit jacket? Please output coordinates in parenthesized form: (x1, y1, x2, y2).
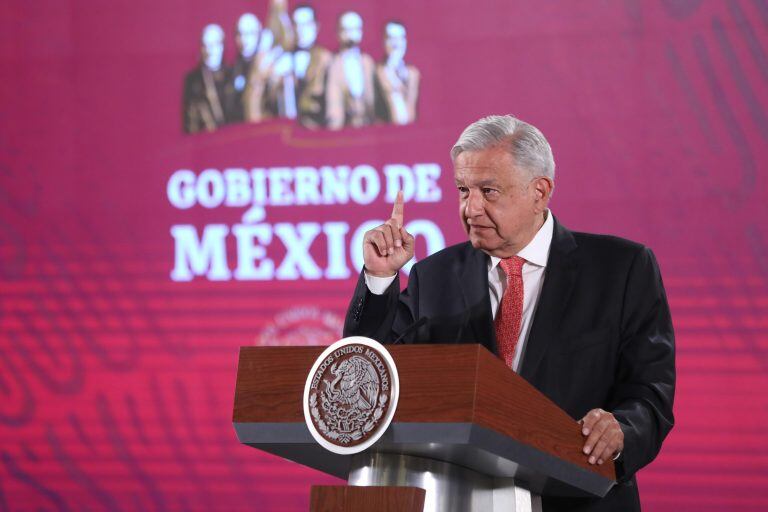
(182, 64, 237, 134)
(343, 217, 675, 512)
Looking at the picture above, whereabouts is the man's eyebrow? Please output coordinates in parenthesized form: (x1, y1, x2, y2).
(454, 179, 501, 187)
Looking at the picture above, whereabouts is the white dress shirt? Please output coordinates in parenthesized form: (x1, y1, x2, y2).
(294, 50, 310, 79)
(342, 48, 365, 98)
(365, 210, 554, 373)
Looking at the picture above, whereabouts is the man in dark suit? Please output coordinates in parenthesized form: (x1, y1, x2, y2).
(374, 20, 420, 125)
(263, 5, 332, 127)
(343, 115, 675, 511)
(183, 24, 237, 134)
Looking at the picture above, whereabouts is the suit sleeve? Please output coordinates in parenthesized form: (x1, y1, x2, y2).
(342, 267, 421, 344)
(610, 247, 676, 481)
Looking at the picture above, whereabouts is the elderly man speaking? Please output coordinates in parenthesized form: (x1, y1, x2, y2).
(343, 114, 675, 511)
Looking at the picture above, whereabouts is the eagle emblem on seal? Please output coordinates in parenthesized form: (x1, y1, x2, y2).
(308, 349, 390, 445)
(325, 356, 380, 410)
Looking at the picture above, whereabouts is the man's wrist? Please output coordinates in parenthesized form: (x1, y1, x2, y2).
(364, 269, 397, 295)
(365, 269, 397, 278)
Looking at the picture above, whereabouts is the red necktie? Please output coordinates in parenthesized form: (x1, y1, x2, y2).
(495, 256, 525, 368)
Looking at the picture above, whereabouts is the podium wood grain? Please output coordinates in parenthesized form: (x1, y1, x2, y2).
(310, 486, 425, 512)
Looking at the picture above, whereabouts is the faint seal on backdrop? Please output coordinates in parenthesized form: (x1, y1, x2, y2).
(303, 336, 399, 454)
(258, 306, 343, 346)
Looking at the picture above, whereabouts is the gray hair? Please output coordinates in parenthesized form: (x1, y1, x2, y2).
(450, 115, 555, 180)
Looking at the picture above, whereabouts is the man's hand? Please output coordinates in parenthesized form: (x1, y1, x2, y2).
(363, 191, 415, 277)
(580, 408, 624, 465)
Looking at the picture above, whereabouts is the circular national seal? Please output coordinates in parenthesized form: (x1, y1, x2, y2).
(303, 336, 400, 455)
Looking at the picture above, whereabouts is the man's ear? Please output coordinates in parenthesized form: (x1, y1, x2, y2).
(532, 176, 554, 203)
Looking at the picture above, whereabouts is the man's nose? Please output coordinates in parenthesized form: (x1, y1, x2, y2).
(464, 190, 484, 216)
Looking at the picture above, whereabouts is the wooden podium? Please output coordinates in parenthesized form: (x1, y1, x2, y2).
(233, 344, 615, 512)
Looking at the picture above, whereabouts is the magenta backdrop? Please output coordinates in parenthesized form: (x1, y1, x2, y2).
(2, 0, 768, 510)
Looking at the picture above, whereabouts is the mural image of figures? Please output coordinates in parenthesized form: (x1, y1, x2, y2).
(375, 21, 419, 125)
(238, 13, 283, 122)
(181, 3, 421, 133)
(231, 13, 264, 123)
(267, 0, 296, 54)
(266, 5, 332, 128)
(182, 24, 237, 134)
(325, 11, 376, 130)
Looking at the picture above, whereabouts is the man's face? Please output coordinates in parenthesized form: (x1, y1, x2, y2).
(338, 12, 363, 48)
(294, 8, 318, 49)
(201, 25, 224, 70)
(454, 146, 550, 258)
(384, 23, 407, 61)
(237, 14, 260, 59)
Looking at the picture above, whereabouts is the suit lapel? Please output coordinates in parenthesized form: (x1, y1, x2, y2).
(520, 218, 579, 381)
(456, 244, 497, 355)
(305, 48, 320, 85)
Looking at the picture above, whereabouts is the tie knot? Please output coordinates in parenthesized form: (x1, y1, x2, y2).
(499, 256, 525, 277)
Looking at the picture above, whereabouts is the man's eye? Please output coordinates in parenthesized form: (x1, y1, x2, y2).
(482, 188, 497, 195)
(457, 186, 468, 194)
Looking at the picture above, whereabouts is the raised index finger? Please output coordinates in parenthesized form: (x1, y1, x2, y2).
(391, 190, 405, 228)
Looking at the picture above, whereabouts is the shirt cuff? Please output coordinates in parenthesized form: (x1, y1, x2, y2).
(364, 271, 397, 295)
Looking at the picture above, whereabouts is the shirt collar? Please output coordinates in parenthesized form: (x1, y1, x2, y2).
(488, 210, 554, 271)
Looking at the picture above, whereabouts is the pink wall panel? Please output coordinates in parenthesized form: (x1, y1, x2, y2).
(1, 0, 767, 510)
